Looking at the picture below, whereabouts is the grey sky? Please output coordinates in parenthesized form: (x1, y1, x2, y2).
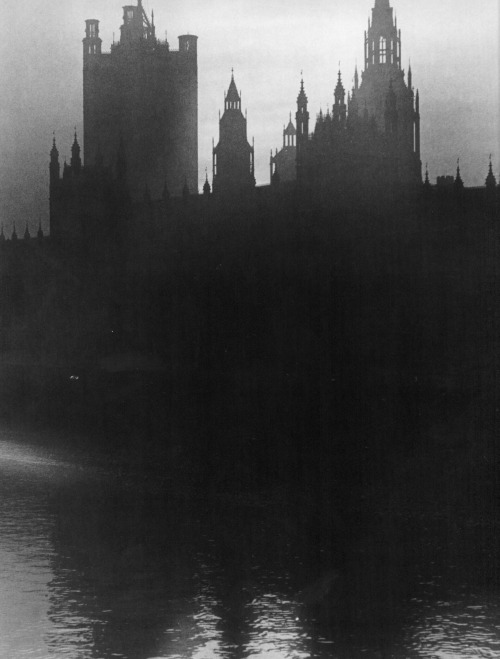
(0, 0, 498, 232)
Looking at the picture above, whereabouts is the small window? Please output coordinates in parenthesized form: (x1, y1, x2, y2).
(127, 10, 134, 20)
(379, 37, 387, 64)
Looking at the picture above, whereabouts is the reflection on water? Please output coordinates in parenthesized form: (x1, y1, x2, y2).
(0, 427, 499, 659)
(246, 593, 310, 659)
(400, 595, 500, 659)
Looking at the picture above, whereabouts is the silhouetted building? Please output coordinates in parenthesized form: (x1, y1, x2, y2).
(295, 0, 421, 190)
(212, 72, 255, 195)
(270, 115, 297, 184)
(83, 0, 198, 198)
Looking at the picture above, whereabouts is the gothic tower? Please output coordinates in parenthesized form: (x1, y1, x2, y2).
(270, 114, 297, 183)
(296, 78, 309, 184)
(83, 0, 198, 199)
(212, 72, 255, 195)
(353, 0, 421, 184)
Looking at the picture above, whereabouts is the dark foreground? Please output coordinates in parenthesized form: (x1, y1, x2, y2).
(0, 192, 499, 656)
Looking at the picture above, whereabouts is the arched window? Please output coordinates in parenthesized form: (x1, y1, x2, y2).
(379, 36, 387, 64)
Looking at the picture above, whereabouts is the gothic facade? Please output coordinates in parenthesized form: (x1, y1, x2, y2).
(295, 0, 421, 191)
(212, 73, 255, 195)
(270, 116, 297, 184)
(83, 0, 198, 199)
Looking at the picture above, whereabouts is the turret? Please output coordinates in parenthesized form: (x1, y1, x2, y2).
(212, 71, 255, 195)
(50, 135, 60, 186)
(365, 0, 401, 69)
(485, 156, 497, 189)
(333, 71, 347, 126)
(203, 171, 211, 196)
(83, 19, 102, 58)
(454, 159, 464, 191)
(120, 1, 155, 45)
(423, 163, 431, 191)
(24, 223, 31, 241)
(224, 71, 241, 112)
(71, 130, 82, 176)
(296, 78, 309, 181)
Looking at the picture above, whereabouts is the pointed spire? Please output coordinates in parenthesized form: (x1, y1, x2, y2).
(71, 127, 82, 175)
(226, 69, 241, 104)
(424, 163, 430, 187)
(334, 70, 345, 106)
(455, 158, 464, 190)
(11, 223, 18, 241)
(50, 132, 58, 159)
(408, 62, 412, 90)
(354, 64, 359, 91)
(203, 168, 211, 196)
(485, 154, 497, 189)
(297, 75, 308, 108)
(37, 219, 44, 241)
(23, 222, 30, 241)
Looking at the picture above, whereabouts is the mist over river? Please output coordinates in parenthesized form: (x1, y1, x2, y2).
(0, 395, 498, 659)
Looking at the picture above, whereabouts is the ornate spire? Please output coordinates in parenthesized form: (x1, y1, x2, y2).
(454, 158, 464, 190)
(71, 128, 82, 175)
(50, 132, 58, 159)
(334, 70, 345, 104)
(485, 155, 497, 189)
(225, 70, 241, 110)
(24, 222, 30, 241)
(297, 76, 308, 109)
(37, 219, 44, 241)
(12, 223, 18, 241)
(203, 169, 211, 196)
(424, 163, 430, 187)
(50, 132, 60, 184)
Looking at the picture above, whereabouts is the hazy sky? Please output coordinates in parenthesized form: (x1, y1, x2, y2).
(0, 0, 498, 232)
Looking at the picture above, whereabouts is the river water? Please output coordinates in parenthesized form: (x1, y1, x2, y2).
(0, 423, 498, 659)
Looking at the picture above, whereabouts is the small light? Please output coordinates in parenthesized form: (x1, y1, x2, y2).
(69, 375, 80, 381)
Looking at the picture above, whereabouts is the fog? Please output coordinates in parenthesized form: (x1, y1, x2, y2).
(0, 0, 497, 232)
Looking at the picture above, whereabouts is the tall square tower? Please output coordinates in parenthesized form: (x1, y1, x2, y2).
(83, 1, 198, 198)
